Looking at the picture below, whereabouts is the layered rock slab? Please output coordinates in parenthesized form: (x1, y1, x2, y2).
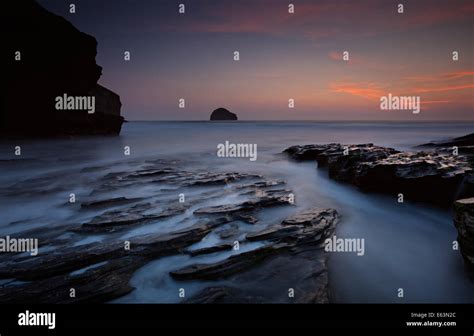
(284, 143, 472, 206)
(454, 198, 474, 276)
(173, 208, 339, 303)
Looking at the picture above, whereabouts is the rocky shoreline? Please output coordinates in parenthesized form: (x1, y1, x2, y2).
(284, 133, 474, 275)
(1, 133, 473, 304)
(0, 159, 338, 303)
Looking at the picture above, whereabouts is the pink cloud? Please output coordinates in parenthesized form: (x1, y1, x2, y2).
(160, 0, 472, 42)
(414, 84, 474, 93)
(330, 82, 386, 100)
(329, 51, 342, 61)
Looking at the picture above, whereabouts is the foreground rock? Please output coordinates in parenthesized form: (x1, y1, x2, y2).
(247, 208, 338, 244)
(81, 197, 144, 209)
(194, 189, 292, 215)
(356, 151, 471, 205)
(284, 143, 399, 168)
(170, 243, 288, 280)
(418, 133, 474, 154)
(284, 143, 473, 206)
(0, 220, 222, 282)
(0, 219, 233, 303)
(184, 254, 330, 304)
(79, 203, 188, 233)
(171, 208, 339, 303)
(0, 256, 144, 304)
(187, 243, 234, 257)
(183, 286, 262, 303)
(210, 108, 238, 121)
(417, 133, 474, 200)
(0, 160, 307, 303)
(454, 198, 474, 277)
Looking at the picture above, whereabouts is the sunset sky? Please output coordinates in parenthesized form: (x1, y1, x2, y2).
(39, 0, 473, 120)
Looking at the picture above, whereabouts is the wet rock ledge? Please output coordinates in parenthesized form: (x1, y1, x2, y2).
(454, 198, 474, 277)
(0, 159, 339, 303)
(180, 207, 338, 303)
(284, 140, 473, 206)
(284, 133, 474, 277)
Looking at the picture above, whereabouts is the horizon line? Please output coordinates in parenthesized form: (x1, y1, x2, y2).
(125, 119, 474, 123)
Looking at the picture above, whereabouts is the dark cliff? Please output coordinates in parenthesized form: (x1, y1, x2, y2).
(1, 0, 124, 136)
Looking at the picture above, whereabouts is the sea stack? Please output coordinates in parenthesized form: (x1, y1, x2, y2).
(1, 0, 124, 136)
(210, 108, 238, 121)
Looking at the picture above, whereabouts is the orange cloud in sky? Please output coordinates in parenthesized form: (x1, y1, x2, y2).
(331, 70, 473, 102)
(328, 51, 342, 61)
(414, 84, 474, 93)
(404, 71, 474, 82)
(175, 2, 339, 40)
(421, 100, 451, 104)
(446, 71, 474, 79)
(330, 82, 386, 100)
(399, 1, 474, 27)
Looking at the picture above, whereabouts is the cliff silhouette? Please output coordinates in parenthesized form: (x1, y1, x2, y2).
(1, 0, 124, 136)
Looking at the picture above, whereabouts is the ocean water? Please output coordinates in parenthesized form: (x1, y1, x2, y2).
(1, 121, 473, 303)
